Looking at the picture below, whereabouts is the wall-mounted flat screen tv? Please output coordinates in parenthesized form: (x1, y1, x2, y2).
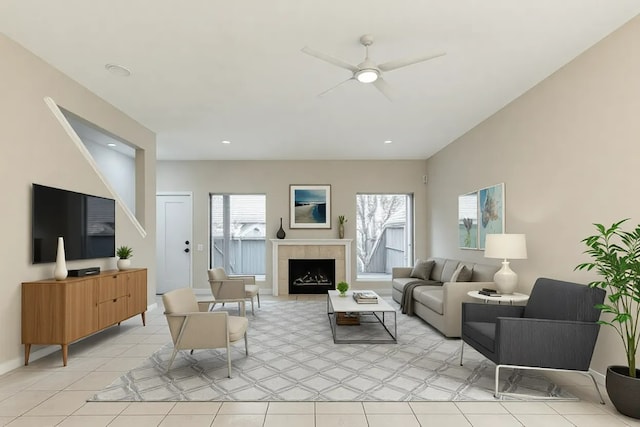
(32, 184, 116, 263)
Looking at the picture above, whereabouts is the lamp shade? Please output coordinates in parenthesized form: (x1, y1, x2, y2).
(484, 234, 527, 260)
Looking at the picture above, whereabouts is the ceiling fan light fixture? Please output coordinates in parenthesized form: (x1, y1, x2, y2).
(356, 69, 378, 83)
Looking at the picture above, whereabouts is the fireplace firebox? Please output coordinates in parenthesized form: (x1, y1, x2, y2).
(289, 258, 336, 294)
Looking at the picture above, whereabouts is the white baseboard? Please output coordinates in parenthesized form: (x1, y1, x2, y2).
(0, 302, 159, 377)
(0, 345, 60, 376)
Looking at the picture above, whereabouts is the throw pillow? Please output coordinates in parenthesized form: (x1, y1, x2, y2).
(450, 264, 472, 282)
(410, 259, 435, 280)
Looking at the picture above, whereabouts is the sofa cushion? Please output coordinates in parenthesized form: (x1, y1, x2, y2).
(440, 260, 460, 282)
(471, 264, 498, 282)
(427, 258, 444, 281)
(410, 259, 435, 280)
(413, 287, 445, 314)
(450, 264, 472, 282)
(392, 277, 429, 293)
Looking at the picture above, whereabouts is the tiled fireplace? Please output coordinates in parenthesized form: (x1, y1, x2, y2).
(289, 258, 336, 294)
(270, 239, 352, 296)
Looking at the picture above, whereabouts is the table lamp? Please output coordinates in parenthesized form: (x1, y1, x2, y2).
(484, 233, 527, 294)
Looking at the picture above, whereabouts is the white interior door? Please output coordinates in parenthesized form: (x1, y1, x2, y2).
(156, 193, 192, 294)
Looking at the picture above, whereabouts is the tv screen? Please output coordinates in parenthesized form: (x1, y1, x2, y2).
(32, 184, 116, 264)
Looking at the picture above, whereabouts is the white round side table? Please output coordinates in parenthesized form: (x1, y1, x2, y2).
(467, 290, 529, 305)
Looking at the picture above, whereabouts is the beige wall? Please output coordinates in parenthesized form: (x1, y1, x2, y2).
(425, 16, 640, 376)
(0, 34, 156, 373)
(157, 160, 428, 292)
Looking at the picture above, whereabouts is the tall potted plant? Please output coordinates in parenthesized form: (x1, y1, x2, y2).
(576, 219, 640, 418)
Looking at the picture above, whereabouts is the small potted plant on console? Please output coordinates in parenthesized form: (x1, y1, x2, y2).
(116, 245, 133, 271)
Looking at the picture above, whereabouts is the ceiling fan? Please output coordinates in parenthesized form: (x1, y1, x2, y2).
(302, 34, 445, 101)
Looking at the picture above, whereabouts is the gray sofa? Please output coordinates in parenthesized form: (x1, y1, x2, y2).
(391, 258, 499, 337)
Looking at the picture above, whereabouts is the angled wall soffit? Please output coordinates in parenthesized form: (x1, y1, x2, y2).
(43, 96, 147, 238)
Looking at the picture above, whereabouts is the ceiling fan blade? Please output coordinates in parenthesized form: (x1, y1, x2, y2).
(378, 52, 446, 72)
(301, 46, 360, 73)
(318, 77, 356, 97)
(373, 77, 394, 101)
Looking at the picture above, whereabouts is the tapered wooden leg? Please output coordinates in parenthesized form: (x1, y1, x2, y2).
(61, 344, 68, 367)
(24, 344, 31, 366)
(141, 311, 146, 326)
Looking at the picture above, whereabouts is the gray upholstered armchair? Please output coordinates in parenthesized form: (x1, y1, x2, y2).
(460, 277, 606, 401)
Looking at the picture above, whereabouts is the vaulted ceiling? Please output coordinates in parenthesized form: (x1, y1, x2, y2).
(2, 1, 639, 160)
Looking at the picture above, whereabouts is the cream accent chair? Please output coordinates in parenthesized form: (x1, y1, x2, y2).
(208, 268, 261, 315)
(207, 275, 247, 316)
(162, 288, 248, 376)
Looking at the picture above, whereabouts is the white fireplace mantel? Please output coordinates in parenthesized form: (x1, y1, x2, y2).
(270, 239, 352, 296)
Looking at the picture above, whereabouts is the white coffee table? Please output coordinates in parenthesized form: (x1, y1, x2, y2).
(327, 290, 397, 344)
(467, 290, 529, 305)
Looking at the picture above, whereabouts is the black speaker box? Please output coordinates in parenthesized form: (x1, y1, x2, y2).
(68, 267, 101, 277)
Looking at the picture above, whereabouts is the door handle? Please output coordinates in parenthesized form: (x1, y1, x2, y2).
(184, 248, 190, 253)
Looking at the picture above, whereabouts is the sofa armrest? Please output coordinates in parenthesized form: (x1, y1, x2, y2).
(440, 281, 502, 337)
(392, 267, 413, 279)
(442, 281, 496, 306)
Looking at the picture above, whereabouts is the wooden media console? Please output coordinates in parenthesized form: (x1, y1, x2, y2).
(21, 268, 147, 366)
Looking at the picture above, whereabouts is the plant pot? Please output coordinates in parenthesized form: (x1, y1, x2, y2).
(606, 365, 640, 419)
(338, 223, 345, 239)
(338, 292, 346, 297)
(117, 259, 131, 271)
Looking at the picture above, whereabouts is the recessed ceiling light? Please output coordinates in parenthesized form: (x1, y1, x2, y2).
(384, 140, 393, 144)
(221, 140, 231, 144)
(107, 143, 117, 147)
(105, 63, 131, 77)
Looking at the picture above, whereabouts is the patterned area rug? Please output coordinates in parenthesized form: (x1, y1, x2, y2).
(91, 298, 574, 401)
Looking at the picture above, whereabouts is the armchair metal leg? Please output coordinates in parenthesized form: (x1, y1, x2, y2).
(587, 372, 605, 405)
(494, 364, 603, 402)
(227, 342, 232, 378)
(494, 364, 502, 399)
(257, 292, 261, 308)
(459, 341, 464, 366)
(167, 348, 179, 371)
(244, 332, 249, 355)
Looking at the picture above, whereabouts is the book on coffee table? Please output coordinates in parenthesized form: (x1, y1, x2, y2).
(352, 290, 378, 303)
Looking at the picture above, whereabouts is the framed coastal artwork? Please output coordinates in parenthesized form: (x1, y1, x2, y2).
(478, 183, 505, 249)
(458, 191, 478, 249)
(290, 185, 331, 229)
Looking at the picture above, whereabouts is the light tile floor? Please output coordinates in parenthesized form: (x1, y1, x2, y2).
(1, 295, 638, 427)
